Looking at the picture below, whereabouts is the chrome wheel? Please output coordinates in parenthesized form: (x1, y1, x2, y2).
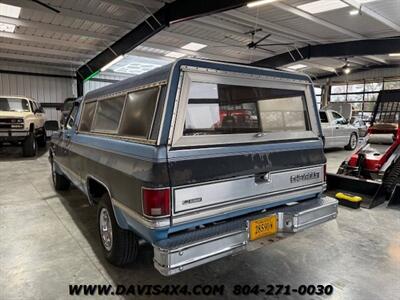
(350, 134, 357, 149)
(99, 208, 113, 251)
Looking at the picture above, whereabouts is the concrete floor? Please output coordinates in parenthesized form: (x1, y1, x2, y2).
(0, 145, 399, 300)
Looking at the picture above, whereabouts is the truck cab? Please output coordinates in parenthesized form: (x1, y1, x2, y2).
(48, 59, 338, 276)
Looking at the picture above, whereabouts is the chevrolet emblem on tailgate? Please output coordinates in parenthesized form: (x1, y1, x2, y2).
(290, 172, 320, 183)
(182, 197, 203, 205)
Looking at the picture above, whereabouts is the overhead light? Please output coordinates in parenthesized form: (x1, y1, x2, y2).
(297, 0, 348, 14)
(247, 0, 277, 8)
(0, 22, 16, 33)
(389, 53, 400, 57)
(349, 9, 359, 15)
(343, 67, 351, 74)
(288, 64, 307, 70)
(0, 3, 21, 18)
(181, 42, 207, 51)
(100, 55, 124, 72)
(165, 51, 186, 58)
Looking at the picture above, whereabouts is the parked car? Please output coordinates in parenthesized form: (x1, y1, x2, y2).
(350, 116, 368, 137)
(0, 96, 46, 156)
(47, 59, 338, 276)
(319, 109, 359, 150)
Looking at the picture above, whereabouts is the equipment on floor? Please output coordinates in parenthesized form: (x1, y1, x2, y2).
(335, 192, 362, 209)
(326, 89, 400, 209)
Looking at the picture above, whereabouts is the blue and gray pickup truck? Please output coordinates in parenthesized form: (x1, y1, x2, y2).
(47, 59, 338, 276)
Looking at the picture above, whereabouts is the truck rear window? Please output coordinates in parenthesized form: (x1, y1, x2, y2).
(183, 82, 310, 136)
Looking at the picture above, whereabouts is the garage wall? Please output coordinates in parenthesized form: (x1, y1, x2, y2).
(0, 72, 76, 121)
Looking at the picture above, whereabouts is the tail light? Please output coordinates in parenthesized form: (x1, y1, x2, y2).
(142, 187, 170, 217)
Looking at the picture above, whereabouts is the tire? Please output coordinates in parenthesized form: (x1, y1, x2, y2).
(97, 193, 138, 266)
(345, 132, 358, 150)
(51, 158, 70, 190)
(37, 129, 47, 147)
(22, 132, 37, 157)
(383, 159, 400, 199)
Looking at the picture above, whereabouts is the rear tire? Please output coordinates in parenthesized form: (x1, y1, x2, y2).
(51, 159, 70, 190)
(345, 132, 358, 150)
(383, 160, 400, 199)
(97, 193, 138, 266)
(22, 132, 37, 157)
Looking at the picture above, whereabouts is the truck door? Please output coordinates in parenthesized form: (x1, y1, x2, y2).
(61, 103, 82, 188)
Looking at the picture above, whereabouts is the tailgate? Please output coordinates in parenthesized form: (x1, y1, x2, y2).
(167, 141, 326, 224)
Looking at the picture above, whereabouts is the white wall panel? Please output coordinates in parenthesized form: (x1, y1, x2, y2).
(0, 72, 76, 121)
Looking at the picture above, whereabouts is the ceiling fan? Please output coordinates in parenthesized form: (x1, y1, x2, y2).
(245, 28, 295, 51)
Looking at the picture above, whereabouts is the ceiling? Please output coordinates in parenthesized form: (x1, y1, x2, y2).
(0, 0, 399, 78)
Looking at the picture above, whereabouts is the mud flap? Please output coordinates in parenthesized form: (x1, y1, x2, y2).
(387, 184, 400, 209)
(326, 173, 386, 209)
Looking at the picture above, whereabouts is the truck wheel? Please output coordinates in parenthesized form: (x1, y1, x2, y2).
(345, 133, 358, 150)
(51, 159, 70, 190)
(383, 160, 400, 199)
(97, 194, 138, 266)
(22, 132, 37, 157)
(37, 130, 47, 147)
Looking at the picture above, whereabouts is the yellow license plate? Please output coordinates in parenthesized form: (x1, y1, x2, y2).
(249, 215, 278, 241)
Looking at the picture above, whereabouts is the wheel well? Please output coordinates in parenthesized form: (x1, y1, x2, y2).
(29, 123, 34, 132)
(87, 178, 109, 204)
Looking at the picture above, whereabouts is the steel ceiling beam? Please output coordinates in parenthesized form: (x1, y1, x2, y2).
(0, 42, 93, 60)
(0, 53, 83, 66)
(77, 0, 251, 82)
(0, 16, 114, 40)
(252, 38, 400, 68)
(0, 32, 103, 51)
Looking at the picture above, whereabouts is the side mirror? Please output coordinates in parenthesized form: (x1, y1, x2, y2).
(45, 120, 59, 131)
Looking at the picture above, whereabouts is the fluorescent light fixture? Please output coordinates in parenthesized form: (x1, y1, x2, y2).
(100, 55, 124, 72)
(389, 53, 400, 57)
(349, 9, 359, 15)
(288, 64, 307, 70)
(165, 51, 186, 58)
(0, 3, 21, 18)
(181, 42, 207, 51)
(247, 0, 277, 8)
(0, 22, 16, 33)
(297, 0, 348, 14)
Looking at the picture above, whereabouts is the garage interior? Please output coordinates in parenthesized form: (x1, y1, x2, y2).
(0, 0, 399, 299)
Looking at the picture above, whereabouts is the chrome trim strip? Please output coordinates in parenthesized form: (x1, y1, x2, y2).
(172, 185, 324, 225)
(173, 165, 324, 214)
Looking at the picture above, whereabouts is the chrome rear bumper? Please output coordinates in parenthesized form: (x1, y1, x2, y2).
(153, 196, 338, 276)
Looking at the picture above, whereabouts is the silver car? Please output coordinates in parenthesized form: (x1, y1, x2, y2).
(320, 109, 359, 150)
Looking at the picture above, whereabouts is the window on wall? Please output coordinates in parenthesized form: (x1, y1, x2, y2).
(329, 79, 400, 116)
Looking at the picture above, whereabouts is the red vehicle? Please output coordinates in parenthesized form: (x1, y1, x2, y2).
(327, 89, 400, 208)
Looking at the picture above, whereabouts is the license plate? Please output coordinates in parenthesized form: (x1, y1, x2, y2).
(249, 215, 278, 241)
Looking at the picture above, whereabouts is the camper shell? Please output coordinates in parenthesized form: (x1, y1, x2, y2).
(49, 59, 338, 275)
